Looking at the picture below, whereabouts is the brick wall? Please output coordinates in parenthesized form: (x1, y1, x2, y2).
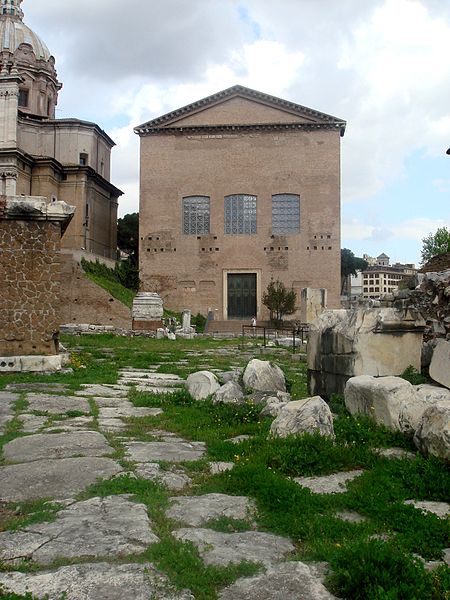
(139, 127, 342, 317)
(0, 219, 62, 356)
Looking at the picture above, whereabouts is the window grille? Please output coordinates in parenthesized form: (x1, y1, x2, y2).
(272, 194, 300, 234)
(224, 194, 257, 234)
(183, 196, 210, 235)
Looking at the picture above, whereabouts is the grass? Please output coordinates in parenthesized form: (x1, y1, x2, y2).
(83, 272, 135, 308)
(0, 333, 448, 600)
(0, 499, 60, 532)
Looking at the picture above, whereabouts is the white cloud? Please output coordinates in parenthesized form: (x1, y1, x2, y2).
(343, 216, 449, 243)
(20, 0, 450, 236)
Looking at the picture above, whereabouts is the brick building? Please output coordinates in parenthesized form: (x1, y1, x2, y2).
(135, 85, 345, 321)
(0, 0, 122, 260)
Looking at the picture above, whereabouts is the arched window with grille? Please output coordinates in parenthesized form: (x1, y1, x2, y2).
(182, 195, 210, 235)
(224, 194, 257, 234)
(272, 193, 300, 235)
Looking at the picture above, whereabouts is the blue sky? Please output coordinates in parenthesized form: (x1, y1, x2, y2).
(25, 0, 450, 267)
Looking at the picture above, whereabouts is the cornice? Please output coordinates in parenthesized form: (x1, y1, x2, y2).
(135, 121, 346, 137)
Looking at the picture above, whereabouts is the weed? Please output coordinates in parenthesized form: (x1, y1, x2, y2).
(203, 516, 254, 533)
(2, 500, 60, 532)
(326, 539, 447, 600)
(401, 365, 428, 386)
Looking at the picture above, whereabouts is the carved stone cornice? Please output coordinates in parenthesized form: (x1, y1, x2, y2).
(0, 87, 19, 97)
(0, 170, 17, 178)
(137, 121, 345, 137)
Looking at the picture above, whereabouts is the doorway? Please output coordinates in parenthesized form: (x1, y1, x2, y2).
(227, 273, 257, 319)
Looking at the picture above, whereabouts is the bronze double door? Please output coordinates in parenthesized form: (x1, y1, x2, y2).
(227, 273, 257, 319)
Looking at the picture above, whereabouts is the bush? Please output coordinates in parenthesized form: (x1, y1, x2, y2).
(327, 539, 436, 600)
(192, 312, 207, 333)
(81, 257, 139, 291)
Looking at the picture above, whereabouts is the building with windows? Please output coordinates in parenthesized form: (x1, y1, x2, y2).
(0, 0, 122, 260)
(135, 85, 345, 321)
(361, 254, 416, 299)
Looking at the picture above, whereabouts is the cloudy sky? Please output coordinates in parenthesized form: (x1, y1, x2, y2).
(25, 0, 450, 265)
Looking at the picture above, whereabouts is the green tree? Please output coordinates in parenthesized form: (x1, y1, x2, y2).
(421, 226, 450, 264)
(262, 279, 297, 326)
(117, 212, 139, 264)
(341, 248, 368, 295)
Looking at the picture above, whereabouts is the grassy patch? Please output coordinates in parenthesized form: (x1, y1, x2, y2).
(1, 500, 60, 532)
(145, 537, 262, 600)
(326, 539, 450, 600)
(129, 389, 267, 444)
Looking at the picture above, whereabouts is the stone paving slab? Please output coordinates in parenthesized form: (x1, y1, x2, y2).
(2, 431, 114, 463)
(0, 495, 158, 565)
(119, 371, 184, 381)
(26, 393, 91, 415)
(75, 384, 128, 398)
(99, 406, 163, 418)
(18, 414, 48, 432)
(404, 500, 450, 518)
(135, 385, 181, 394)
(0, 391, 17, 432)
(226, 435, 251, 444)
(166, 493, 256, 526)
(209, 461, 235, 474)
(293, 470, 364, 494)
(218, 561, 337, 599)
(6, 383, 69, 393)
(98, 417, 128, 432)
(373, 447, 417, 460)
(0, 391, 20, 402)
(135, 463, 192, 491)
(0, 457, 123, 501)
(93, 397, 132, 407)
(335, 511, 368, 523)
(124, 440, 206, 463)
(45, 417, 94, 432)
(173, 528, 294, 567)
(0, 562, 194, 600)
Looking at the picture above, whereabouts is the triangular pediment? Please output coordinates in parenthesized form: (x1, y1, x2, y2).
(135, 85, 346, 135)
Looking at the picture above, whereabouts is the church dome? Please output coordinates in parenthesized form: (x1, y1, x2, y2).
(0, 0, 51, 61)
(0, 0, 61, 119)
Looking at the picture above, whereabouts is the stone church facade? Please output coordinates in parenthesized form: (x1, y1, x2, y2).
(0, 0, 122, 260)
(136, 86, 345, 321)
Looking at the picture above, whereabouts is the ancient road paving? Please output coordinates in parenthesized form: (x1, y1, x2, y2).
(1, 370, 447, 600)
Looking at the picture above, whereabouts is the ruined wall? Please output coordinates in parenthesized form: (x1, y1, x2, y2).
(0, 216, 61, 356)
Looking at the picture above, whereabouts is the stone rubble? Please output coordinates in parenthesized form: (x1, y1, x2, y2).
(270, 396, 335, 438)
(166, 493, 256, 527)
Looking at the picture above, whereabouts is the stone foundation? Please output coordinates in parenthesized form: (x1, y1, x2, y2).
(0, 195, 74, 364)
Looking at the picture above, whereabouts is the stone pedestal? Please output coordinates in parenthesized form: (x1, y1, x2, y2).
(132, 292, 163, 331)
(300, 288, 327, 324)
(307, 307, 426, 398)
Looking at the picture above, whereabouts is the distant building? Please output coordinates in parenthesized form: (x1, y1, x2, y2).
(360, 253, 416, 299)
(0, 0, 122, 260)
(135, 85, 346, 321)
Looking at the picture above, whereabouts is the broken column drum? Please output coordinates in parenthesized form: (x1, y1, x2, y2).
(307, 307, 426, 398)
